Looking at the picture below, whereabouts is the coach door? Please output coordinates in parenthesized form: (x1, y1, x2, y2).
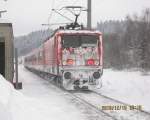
(0, 37, 5, 77)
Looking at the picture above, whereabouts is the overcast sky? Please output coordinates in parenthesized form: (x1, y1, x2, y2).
(0, 0, 150, 36)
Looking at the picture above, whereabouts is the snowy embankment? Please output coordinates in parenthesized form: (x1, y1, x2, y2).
(0, 74, 43, 120)
(0, 74, 12, 120)
(0, 74, 85, 120)
(99, 69, 150, 112)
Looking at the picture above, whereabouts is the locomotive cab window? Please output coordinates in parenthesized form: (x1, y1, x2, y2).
(61, 35, 99, 48)
(61, 34, 100, 66)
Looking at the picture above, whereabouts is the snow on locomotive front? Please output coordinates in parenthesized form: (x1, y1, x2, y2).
(56, 30, 103, 90)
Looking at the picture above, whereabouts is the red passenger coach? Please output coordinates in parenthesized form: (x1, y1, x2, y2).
(24, 29, 103, 90)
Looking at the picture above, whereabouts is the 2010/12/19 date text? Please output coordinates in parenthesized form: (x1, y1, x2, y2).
(101, 105, 142, 111)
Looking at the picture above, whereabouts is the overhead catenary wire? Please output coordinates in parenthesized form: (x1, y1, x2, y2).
(48, 0, 55, 25)
(45, 0, 87, 29)
(48, 0, 83, 25)
(52, 9, 74, 22)
(40, 0, 55, 43)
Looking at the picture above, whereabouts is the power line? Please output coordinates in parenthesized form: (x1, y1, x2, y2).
(46, 0, 88, 28)
(52, 9, 73, 22)
(48, 0, 55, 24)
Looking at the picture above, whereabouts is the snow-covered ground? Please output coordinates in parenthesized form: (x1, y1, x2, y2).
(0, 66, 86, 120)
(99, 69, 150, 112)
(1, 65, 150, 120)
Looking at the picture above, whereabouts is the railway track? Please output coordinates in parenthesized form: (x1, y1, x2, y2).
(70, 90, 150, 120)
(68, 90, 117, 120)
(92, 91, 150, 115)
(31, 71, 150, 120)
(46, 79, 116, 120)
(52, 83, 150, 120)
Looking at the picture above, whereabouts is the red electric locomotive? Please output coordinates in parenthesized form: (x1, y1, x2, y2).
(24, 28, 103, 90)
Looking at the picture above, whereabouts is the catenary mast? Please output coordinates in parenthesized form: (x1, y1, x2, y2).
(87, 0, 91, 29)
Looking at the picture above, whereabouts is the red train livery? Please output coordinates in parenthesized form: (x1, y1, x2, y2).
(24, 29, 103, 90)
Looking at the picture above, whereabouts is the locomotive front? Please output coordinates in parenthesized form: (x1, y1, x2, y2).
(57, 30, 103, 90)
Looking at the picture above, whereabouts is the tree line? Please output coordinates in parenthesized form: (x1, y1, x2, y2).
(15, 8, 150, 71)
(14, 29, 53, 56)
(97, 8, 150, 71)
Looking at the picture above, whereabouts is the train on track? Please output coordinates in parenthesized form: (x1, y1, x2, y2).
(24, 28, 103, 90)
(24, 5, 103, 90)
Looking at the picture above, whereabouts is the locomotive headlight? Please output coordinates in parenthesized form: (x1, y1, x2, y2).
(93, 71, 100, 79)
(64, 72, 71, 79)
(95, 60, 99, 65)
(63, 61, 66, 65)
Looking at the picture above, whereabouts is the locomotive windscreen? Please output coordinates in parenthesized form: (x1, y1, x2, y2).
(62, 35, 99, 48)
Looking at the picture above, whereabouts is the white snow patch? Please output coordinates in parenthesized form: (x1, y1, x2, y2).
(0, 19, 12, 23)
(0, 75, 12, 120)
(99, 69, 150, 112)
(0, 72, 85, 120)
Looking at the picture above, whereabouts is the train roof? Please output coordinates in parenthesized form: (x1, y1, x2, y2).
(56, 29, 102, 35)
(49, 29, 102, 38)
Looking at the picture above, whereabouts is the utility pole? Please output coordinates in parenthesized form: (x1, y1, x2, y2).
(13, 48, 22, 89)
(87, 0, 91, 29)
